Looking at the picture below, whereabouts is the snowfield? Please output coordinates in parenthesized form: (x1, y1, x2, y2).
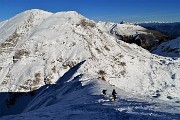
(0, 9, 179, 119)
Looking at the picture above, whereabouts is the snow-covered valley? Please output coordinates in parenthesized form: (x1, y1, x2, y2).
(0, 9, 180, 119)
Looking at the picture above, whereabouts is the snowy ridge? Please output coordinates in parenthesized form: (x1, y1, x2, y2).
(0, 9, 52, 42)
(0, 9, 179, 100)
(152, 37, 180, 57)
(97, 21, 146, 36)
(1, 60, 180, 119)
(0, 60, 86, 117)
(98, 21, 169, 50)
(0, 9, 179, 119)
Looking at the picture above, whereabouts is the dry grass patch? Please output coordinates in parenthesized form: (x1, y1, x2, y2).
(14, 49, 30, 60)
(77, 19, 96, 28)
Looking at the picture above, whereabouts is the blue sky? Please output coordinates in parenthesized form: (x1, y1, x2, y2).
(0, 0, 180, 22)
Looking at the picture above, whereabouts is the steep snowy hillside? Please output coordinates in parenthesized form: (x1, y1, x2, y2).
(97, 21, 169, 50)
(1, 60, 180, 119)
(0, 9, 180, 119)
(0, 9, 52, 42)
(0, 9, 179, 100)
(151, 37, 180, 57)
(0, 60, 86, 117)
(97, 21, 146, 36)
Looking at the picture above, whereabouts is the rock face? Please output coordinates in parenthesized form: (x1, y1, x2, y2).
(0, 9, 179, 102)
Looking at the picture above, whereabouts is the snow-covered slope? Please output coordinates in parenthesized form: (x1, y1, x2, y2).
(0, 60, 86, 117)
(0, 9, 180, 119)
(0, 9, 52, 42)
(0, 9, 179, 100)
(97, 21, 168, 50)
(1, 60, 180, 119)
(152, 37, 180, 57)
(97, 21, 146, 36)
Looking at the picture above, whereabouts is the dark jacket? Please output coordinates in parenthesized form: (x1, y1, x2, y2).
(112, 89, 117, 96)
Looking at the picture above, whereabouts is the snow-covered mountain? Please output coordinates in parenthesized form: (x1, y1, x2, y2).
(0, 9, 180, 119)
(97, 21, 168, 50)
(151, 37, 180, 57)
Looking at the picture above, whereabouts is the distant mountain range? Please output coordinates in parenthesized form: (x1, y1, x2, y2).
(137, 22, 180, 38)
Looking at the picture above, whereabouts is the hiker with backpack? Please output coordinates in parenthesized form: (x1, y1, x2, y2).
(112, 89, 117, 101)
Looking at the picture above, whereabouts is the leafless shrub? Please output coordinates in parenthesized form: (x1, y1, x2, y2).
(24, 79, 32, 86)
(120, 70, 126, 76)
(98, 76, 106, 81)
(33, 72, 41, 86)
(98, 70, 106, 75)
(98, 70, 106, 81)
(104, 46, 110, 51)
(45, 78, 52, 84)
(14, 49, 30, 59)
(95, 48, 101, 53)
(35, 73, 41, 78)
(72, 42, 76, 46)
(0, 43, 11, 48)
(57, 57, 63, 62)
(19, 85, 29, 90)
(113, 56, 119, 61)
(1, 80, 8, 85)
(119, 55, 124, 58)
(98, 29, 103, 34)
(52, 66, 56, 73)
(44, 75, 53, 84)
(51, 60, 55, 64)
(119, 62, 126, 66)
(78, 19, 96, 28)
(62, 61, 76, 68)
(0, 30, 20, 48)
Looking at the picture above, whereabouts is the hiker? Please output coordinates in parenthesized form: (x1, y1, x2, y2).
(112, 89, 117, 100)
(102, 89, 107, 96)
